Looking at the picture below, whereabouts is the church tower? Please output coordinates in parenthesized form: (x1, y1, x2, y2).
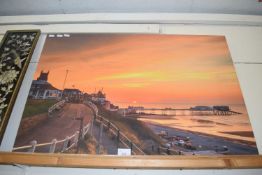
(37, 71, 49, 81)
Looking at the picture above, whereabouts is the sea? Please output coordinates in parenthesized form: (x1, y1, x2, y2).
(116, 102, 256, 143)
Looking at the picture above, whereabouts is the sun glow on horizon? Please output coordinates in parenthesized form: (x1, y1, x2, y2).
(35, 34, 245, 107)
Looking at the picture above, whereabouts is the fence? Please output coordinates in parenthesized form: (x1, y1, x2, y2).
(13, 123, 91, 153)
(48, 100, 65, 117)
(84, 101, 145, 155)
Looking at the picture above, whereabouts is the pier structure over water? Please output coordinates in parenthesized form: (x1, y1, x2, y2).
(137, 105, 242, 116)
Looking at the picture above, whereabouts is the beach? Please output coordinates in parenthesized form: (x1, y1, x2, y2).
(136, 106, 256, 142)
(144, 122, 258, 155)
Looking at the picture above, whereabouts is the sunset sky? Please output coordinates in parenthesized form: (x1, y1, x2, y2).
(35, 34, 245, 108)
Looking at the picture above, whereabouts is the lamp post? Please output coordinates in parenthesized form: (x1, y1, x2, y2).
(75, 117, 83, 153)
(62, 69, 69, 99)
(62, 69, 69, 90)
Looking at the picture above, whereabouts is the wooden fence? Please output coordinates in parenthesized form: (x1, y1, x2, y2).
(13, 123, 91, 153)
(48, 100, 65, 117)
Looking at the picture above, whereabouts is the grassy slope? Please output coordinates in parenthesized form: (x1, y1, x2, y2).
(97, 105, 162, 153)
(22, 99, 57, 118)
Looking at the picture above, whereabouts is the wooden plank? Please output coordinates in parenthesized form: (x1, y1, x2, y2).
(0, 152, 262, 169)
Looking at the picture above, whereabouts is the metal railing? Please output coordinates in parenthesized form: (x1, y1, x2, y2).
(84, 101, 145, 155)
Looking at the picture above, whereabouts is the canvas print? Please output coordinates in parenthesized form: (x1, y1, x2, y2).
(14, 34, 258, 155)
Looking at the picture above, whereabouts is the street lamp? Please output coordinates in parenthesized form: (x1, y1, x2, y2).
(75, 117, 83, 153)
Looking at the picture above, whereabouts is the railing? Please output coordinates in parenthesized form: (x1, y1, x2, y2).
(13, 123, 91, 153)
(84, 101, 145, 155)
(48, 100, 65, 117)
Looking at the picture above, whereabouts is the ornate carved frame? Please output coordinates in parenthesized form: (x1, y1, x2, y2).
(0, 30, 40, 141)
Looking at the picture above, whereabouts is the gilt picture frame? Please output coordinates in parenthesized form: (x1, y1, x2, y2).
(0, 30, 41, 142)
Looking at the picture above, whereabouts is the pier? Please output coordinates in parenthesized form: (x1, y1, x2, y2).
(137, 106, 242, 116)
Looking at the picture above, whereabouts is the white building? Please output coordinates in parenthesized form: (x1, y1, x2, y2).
(29, 71, 62, 100)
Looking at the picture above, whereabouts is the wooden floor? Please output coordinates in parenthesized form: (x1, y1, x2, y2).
(0, 152, 262, 169)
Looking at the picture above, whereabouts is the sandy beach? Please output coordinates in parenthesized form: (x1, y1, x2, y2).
(144, 122, 258, 155)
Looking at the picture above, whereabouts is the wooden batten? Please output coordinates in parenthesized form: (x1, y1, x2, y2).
(0, 152, 262, 169)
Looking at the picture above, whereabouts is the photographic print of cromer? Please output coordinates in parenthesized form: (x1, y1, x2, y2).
(14, 34, 258, 155)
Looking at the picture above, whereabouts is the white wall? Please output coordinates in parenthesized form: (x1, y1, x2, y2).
(1, 0, 262, 15)
(1, 165, 262, 175)
(0, 13, 262, 174)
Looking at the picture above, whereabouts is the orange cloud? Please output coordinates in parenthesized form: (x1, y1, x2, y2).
(35, 34, 244, 108)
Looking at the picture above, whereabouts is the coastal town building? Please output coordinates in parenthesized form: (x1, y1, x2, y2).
(103, 100, 111, 110)
(117, 106, 143, 116)
(28, 71, 62, 100)
(91, 90, 106, 104)
(62, 88, 83, 103)
(90, 91, 119, 111)
(110, 104, 119, 111)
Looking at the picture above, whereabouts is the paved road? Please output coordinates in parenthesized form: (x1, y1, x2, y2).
(91, 122, 118, 155)
(15, 102, 119, 154)
(15, 103, 92, 150)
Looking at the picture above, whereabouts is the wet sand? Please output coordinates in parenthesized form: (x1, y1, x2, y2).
(128, 114, 175, 120)
(220, 131, 254, 138)
(145, 122, 258, 155)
